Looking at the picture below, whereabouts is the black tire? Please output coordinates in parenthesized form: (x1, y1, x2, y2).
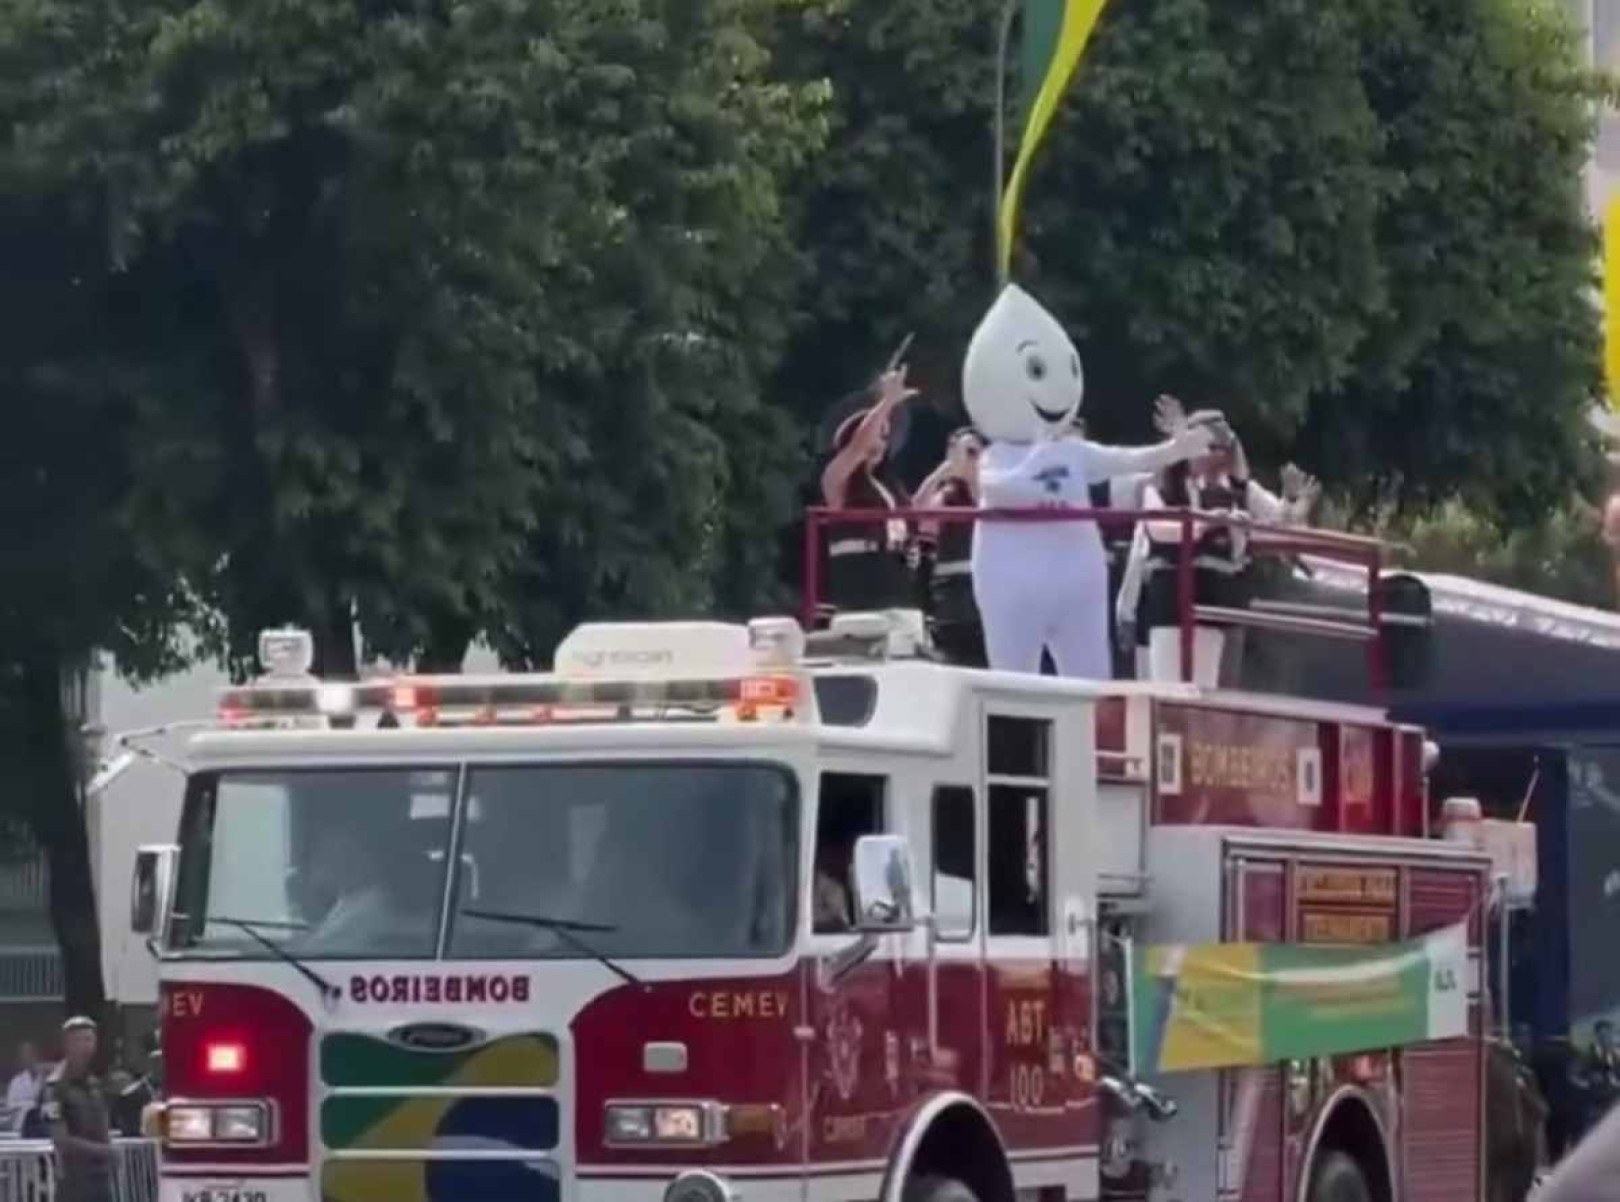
(903, 1174, 981, 1202)
(1308, 1150, 1374, 1202)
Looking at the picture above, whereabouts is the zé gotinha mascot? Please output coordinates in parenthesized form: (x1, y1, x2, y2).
(964, 284, 1213, 678)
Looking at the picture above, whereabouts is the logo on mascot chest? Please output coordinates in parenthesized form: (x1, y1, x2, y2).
(1033, 464, 1071, 497)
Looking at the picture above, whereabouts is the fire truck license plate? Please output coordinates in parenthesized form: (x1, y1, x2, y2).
(181, 1188, 268, 1202)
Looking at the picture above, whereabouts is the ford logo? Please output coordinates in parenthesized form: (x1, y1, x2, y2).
(388, 1022, 480, 1052)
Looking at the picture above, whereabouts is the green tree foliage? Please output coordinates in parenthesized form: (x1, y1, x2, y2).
(0, 0, 824, 1017)
(0, 188, 192, 1019)
(775, 0, 1604, 521)
(770, 0, 998, 451)
(1377, 496, 1615, 610)
(3, 0, 825, 674)
(1299, 0, 1605, 521)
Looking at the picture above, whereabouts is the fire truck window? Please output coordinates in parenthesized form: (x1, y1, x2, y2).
(169, 767, 454, 961)
(814, 773, 886, 933)
(449, 763, 797, 959)
(931, 786, 976, 940)
(987, 716, 1051, 779)
(987, 785, 1049, 936)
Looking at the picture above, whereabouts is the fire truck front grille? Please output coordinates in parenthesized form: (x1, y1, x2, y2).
(317, 1030, 563, 1202)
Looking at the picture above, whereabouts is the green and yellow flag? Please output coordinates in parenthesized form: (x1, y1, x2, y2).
(998, 0, 1111, 280)
(1606, 195, 1620, 409)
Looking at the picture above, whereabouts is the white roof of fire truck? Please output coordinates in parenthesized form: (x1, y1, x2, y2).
(183, 611, 1407, 769)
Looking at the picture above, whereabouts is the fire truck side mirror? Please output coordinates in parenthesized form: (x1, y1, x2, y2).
(131, 844, 178, 938)
(851, 835, 917, 933)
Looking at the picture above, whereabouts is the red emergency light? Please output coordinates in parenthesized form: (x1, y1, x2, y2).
(218, 673, 803, 729)
(205, 1040, 246, 1076)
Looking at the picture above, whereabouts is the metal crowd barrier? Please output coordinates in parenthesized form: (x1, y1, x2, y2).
(0, 1138, 158, 1202)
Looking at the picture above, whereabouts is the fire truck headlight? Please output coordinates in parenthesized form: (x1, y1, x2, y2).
(652, 1104, 706, 1142)
(606, 1101, 725, 1146)
(166, 1106, 213, 1143)
(165, 1101, 270, 1145)
(664, 1170, 734, 1202)
(604, 1105, 654, 1143)
(214, 1104, 269, 1142)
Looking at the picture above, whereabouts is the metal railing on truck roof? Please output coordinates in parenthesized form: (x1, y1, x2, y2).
(802, 505, 1393, 688)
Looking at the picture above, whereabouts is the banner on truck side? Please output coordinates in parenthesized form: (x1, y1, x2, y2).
(1130, 921, 1469, 1074)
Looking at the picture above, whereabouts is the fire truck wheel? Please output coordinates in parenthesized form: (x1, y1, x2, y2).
(903, 1173, 980, 1202)
(1307, 1150, 1373, 1202)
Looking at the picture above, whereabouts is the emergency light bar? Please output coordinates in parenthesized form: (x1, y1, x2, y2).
(218, 621, 809, 730)
(219, 673, 803, 729)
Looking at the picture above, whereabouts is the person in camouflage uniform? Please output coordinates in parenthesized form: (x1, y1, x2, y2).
(42, 1016, 114, 1202)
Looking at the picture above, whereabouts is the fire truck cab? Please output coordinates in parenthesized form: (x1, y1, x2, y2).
(132, 610, 1497, 1202)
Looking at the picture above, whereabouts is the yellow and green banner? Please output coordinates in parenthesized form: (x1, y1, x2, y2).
(998, 0, 1111, 279)
(1130, 922, 1470, 1074)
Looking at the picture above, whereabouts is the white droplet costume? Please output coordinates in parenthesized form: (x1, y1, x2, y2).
(962, 285, 1209, 677)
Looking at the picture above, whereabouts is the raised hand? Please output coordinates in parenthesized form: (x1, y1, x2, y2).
(1281, 463, 1322, 516)
(1173, 420, 1216, 458)
(1152, 394, 1188, 437)
(878, 364, 919, 408)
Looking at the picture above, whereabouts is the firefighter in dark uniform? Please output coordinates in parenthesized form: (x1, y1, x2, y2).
(1131, 411, 1313, 685)
(819, 365, 914, 618)
(44, 1015, 114, 1202)
(913, 428, 985, 665)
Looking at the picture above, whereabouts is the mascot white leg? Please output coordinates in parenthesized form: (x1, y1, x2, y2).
(978, 599, 1049, 673)
(1046, 555, 1111, 679)
(971, 536, 1051, 673)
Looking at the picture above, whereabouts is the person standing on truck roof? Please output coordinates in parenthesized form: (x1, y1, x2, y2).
(819, 365, 915, 618)
(1130, 412, 1317, 686)
(43, 1016, 114, 1202)
(912, 427, 985, 666)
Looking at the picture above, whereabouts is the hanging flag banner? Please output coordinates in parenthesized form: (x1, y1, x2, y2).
(1606, 195, 1620, 411)
(1130, 922, 1470, 1075)
(997, 0, 1111, 280)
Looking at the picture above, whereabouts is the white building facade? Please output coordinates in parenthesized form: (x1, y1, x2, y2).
(1570, 0, 1620, 213)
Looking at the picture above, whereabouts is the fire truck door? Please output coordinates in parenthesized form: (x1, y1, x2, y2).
(805, 769, 901, 1197)
(983, 702, 1100, 1181)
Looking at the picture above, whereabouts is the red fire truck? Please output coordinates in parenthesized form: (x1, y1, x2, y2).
(129, 509, 1508, 1202)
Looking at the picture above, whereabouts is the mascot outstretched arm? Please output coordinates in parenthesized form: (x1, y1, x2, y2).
(963, 284, 1211, 678)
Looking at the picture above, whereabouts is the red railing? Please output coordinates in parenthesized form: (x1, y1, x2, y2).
(803, 506, 1391, 688)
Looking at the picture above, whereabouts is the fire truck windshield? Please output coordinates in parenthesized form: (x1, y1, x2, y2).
(170, 761, 799, 962)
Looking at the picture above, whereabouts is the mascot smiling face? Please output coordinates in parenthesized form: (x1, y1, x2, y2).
(962, 284, 1084, 443)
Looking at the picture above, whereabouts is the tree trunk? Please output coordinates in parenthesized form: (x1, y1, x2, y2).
(313, 594, 358, 679)
(416, 612, 474, 674)
(15, 654, 106, 1024)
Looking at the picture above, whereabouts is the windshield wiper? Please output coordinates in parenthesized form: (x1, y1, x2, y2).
(461, 908, 642, 987)
(206, 915, 342, 1003)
